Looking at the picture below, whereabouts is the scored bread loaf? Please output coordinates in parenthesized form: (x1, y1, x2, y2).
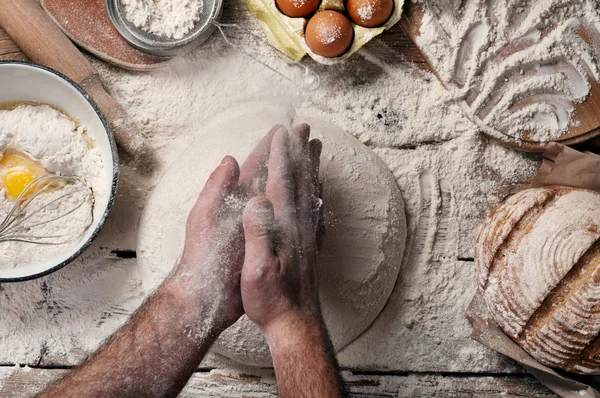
(476, 186, 600, 374)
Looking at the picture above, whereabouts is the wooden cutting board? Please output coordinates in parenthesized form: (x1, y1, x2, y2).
(40, 0, 171, 71)
(400, 1, 600, 152)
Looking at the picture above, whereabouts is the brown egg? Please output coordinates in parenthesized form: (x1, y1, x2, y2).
(305, 11, 354, 58)
(347, 0, 393, 27)
(276, 0, 321, 18)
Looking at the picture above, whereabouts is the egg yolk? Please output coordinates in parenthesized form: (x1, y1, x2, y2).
(0, 150, 47, 200)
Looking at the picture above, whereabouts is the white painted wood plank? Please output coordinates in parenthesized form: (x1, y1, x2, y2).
(0, 367, 556, 397)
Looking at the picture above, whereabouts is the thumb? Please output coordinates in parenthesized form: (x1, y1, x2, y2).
(242, 197, 277, 267)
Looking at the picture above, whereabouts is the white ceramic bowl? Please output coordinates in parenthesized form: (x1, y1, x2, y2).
(0, 62, 118, 281)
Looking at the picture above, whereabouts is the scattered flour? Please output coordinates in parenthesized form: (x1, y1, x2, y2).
(120, 0, 204, 39)
(291, 0, 308, 8)
(0, 367, 15, 392)
(0, 9, 537, 377)
(0, 105, 106, 269)
(317, 24, 344, 45)
(414, 0, 600, 144)
(358, 5, 374, 22)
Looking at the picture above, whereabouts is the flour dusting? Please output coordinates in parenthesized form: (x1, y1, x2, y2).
(358, 5, 374, 21)
(414, 0, 600, 144)
(90, 41, 535, 373)
(120, 0, 204, 39)
(0, 105, 106, 269)
(0, 23, 536, 375)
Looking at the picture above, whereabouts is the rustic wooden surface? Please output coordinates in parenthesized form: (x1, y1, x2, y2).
(0, 367, 557, 397)
(0, 27, 26, 60)
(0, 4, 559, 397)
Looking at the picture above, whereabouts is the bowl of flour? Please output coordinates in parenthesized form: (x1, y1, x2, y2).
(106, 0, 222, 56)
(0, 61, 118, 281)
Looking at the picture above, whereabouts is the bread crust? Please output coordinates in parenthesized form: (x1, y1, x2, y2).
(477, 186, 600, 374)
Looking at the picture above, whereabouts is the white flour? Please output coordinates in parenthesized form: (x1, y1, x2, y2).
(0, 6, 541, 378)
(318, 25, 344, 45)
(358, 5, 374, 21)
(0, 105, 105, 269)
(120, 0, 204, 39)
(414, 0, 600, 144)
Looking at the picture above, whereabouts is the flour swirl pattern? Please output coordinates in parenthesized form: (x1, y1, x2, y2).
(415, 0, 600, 143)
(476, 187, 600, 374)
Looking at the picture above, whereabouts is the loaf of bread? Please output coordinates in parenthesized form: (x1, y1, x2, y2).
(476, 186, 600, 374)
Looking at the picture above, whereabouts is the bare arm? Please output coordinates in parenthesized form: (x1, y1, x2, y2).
(241, 125, 347, 397)
(38, 127, 280, 398)
(37, 279, 228, 398)
(266, 312, 345, 397)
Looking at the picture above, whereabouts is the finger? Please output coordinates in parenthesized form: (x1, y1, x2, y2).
(309, 139, 322, 169)
(194, 156, 240, 220)
(242, 197, 279, 272)
(266, 127, 295, 225)
(239, 125, 282, 195)
(295, 123, 311, 146)
(309, 139, 322, 192)
(294, 134, 319, 247)
(316, 183, 326, 251)
(308, 139, 322, 229)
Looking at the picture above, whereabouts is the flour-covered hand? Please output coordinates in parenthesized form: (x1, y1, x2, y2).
(172, 125, 281, 331)
(240, 126, 345, 398)
(240, 124, 324, 333)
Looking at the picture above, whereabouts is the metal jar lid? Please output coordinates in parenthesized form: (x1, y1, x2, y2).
(106, 0, 223, 57)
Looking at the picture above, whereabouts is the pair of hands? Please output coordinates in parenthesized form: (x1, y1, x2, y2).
(175, 124, 324, 337)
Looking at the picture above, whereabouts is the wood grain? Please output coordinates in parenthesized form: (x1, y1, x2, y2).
(0, 28, 26, 60)
(0, 367, 557, 397)
(41, 0, 171, 71)
(0, 0, 98, 83)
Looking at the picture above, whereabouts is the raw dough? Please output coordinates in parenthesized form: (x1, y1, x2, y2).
(137, 109, 407, 366)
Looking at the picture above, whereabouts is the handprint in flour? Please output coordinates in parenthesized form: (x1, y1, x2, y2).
(415, 0, 600, 143)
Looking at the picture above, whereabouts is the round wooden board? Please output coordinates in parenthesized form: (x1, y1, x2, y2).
(41, 0, 172, 71)
(400, 1, 600, 153)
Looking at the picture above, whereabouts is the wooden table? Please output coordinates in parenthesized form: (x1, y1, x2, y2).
(0, 2, 557, 396)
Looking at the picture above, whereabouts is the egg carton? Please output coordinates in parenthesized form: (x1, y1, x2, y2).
(243, 0, 405, 64)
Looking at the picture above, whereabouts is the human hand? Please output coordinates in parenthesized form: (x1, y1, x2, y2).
(169, 125, 284, 331)
(240, 124, 325, 337)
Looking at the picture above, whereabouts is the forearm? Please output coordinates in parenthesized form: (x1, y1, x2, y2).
(38, 279, 223, 398)
(266, 312, 347, 398)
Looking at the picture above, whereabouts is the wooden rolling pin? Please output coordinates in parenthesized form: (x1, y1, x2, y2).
(0, 0, 148, 160)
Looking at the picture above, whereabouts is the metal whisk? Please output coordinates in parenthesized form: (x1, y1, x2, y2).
(0, 175, 93, 245)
